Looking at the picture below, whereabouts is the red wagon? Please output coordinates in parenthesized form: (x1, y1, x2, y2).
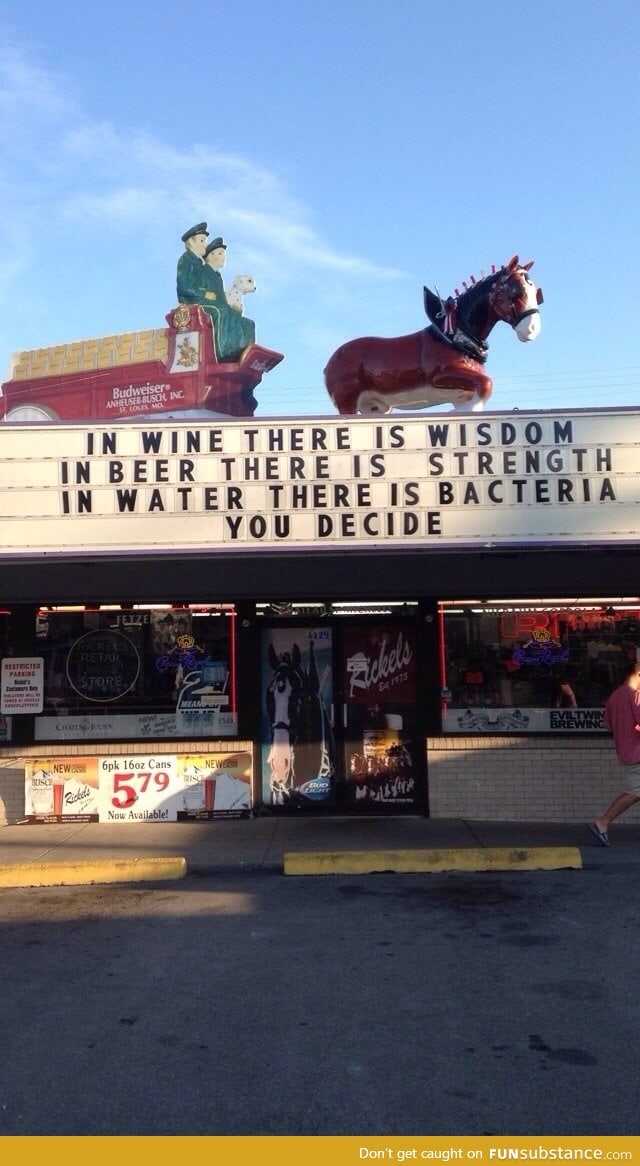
(1, 304, 283, 423)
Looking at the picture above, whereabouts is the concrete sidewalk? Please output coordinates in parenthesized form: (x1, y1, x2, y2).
(0, 814, 638, 883)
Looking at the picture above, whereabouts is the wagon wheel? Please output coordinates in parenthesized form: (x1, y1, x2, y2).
(4, 404, 59, 422)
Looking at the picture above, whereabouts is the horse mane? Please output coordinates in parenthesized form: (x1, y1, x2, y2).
(425, 268, 499, 330)
(453, 270, 501, 337)
(425, 255, 531, 336)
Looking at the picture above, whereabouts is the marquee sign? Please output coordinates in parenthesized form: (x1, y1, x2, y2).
(0, 409, 638, 555)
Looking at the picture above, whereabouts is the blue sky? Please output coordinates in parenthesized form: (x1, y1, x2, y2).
(0, 0, 638, 417)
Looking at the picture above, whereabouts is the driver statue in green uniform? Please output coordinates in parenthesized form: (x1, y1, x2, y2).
(176, 222, 209, 304)
(200, 237, 256, 361)
(176, 224, 256, 362)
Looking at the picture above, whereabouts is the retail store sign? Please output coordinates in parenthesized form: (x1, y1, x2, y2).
(1, 409, 639, 552)
(1, 656, 43, 714)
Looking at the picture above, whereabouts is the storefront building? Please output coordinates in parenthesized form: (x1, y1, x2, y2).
(1, 406, 640, 826)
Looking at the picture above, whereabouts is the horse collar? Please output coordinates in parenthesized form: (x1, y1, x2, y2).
(451, 327, 488, 363)
(427, 323, 488, 364)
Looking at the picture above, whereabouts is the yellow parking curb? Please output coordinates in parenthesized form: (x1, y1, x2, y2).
(0, 856, 188, 889)
(284, 847, 582, 876)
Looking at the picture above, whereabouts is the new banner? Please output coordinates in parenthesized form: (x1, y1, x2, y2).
(25, 751, 253, 822)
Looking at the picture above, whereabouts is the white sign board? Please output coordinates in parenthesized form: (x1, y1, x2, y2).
(0, 409, 638, 554)
(1, 656, 44, 713)
(97, 754, 179, 822)
(33, 709, 238, 741)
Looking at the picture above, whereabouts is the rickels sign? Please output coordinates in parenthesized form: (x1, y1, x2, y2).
(0, 409, 637, 555)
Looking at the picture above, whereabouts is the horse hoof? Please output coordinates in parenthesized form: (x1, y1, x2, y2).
(356, 391, 391, 415)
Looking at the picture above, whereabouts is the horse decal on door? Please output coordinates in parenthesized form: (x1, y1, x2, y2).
(265, 638, 335, 806)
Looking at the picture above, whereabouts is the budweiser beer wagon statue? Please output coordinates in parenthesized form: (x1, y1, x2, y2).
(0, 222, 283, 423)
(0, 226, 542, 423)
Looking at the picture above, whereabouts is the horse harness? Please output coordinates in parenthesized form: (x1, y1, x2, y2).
(425, 266, 540, 364)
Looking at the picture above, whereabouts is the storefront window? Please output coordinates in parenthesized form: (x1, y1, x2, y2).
(34, 604, 237, 742)
(440, 600, 640, 733)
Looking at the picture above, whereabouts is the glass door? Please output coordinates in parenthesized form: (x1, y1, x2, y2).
(339, 620, 421, 812)
(259, 624, 336, 809)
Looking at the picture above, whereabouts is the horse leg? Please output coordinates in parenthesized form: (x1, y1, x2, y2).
(454, 394, 485, 413)
(325, 373, 362, 416)
(326, 375, 391, 415)
(355, 390, 391, 414)
(324, 345, 370, 415)
(431, 367, 493, 412)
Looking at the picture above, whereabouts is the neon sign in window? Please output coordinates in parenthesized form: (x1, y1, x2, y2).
(511, 627, 569, 668)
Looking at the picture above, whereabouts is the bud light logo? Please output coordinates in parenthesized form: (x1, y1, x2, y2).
(299, 777, 331, 801)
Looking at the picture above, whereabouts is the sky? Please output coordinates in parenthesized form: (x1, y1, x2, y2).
(0, 0, 638, 419)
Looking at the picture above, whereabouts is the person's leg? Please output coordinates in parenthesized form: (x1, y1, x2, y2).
(594, 792, 640, 833)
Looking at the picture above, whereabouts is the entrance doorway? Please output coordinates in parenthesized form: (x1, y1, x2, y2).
(257, 606, 426, 814)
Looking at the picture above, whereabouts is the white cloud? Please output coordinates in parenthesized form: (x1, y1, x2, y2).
(0, 48, 75, 125)
(0, 46, 410, 411)
(0, 48, 406, 282)
(55, 121, 402, 278)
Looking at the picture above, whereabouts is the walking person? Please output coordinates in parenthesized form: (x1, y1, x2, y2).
(588, 662, 640, 846)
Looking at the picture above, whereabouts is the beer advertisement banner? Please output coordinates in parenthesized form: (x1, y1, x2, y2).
(342, 623, 418, 810)
(176, 751, 251, 819)
(25, 757, 100, 822)
(25, 751, 252, 822)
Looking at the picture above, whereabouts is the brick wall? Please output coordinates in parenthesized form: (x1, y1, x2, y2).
(0, 756, 27, 825)
(4, 735, 640, 825)
(427, 736, 640, 822)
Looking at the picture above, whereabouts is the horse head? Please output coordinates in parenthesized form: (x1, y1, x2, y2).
(489, 256, 543, 343)
(265, 640, 335, 802)
(266, 643, 305, 739)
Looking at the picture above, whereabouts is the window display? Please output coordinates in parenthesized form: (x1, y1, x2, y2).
(440, 600, 640, 733)
(33, 604, 237, 741)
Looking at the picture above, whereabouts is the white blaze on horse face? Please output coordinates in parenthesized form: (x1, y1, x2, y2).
(268, 734, 292, 788)
(515, 277, 542, 342)
(516, 311, 541, 342)
(268, 672, 295, 789)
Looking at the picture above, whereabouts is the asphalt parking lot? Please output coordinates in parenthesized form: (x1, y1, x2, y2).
(0, 853, 637, 1136)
